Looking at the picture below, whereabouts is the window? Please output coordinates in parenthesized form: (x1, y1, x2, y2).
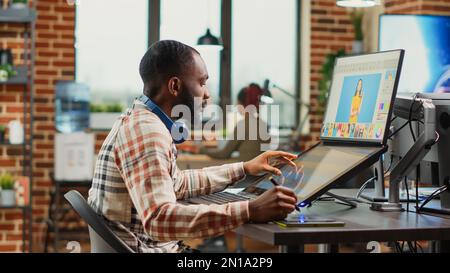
(160, 0, 222, 106)
(75, 0, 149, 107)
(232, 0, 298, 128)
(76, 0, 300, 128)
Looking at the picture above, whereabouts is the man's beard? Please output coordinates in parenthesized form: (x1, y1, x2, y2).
(176, 83, 204, 126)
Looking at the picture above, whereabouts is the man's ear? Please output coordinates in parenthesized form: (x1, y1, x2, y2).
(167, 77, 181, 97)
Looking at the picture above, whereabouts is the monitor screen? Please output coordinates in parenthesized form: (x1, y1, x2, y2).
(320, 50, 403, 143)
(379, 15, 450, 94)
(243, 145, 383, 204)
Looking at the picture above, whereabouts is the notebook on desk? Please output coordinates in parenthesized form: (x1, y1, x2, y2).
(188, 50, 405, 207)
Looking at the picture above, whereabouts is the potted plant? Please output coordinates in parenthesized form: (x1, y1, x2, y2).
(90, 103, 124, 130)
(0, 172, 16, 206)
(350, 10, 364, 54)
(0, 124, 6, 143)
(0, 64, 17, 82)
(10, 0, 28, 9)
(318, 49, 346, 115)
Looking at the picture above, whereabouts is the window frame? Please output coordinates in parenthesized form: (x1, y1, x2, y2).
(76, 0, 302, 128)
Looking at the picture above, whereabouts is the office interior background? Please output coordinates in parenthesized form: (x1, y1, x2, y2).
(0, 0, 450, 253)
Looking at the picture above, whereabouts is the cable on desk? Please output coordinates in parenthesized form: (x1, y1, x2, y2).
(434, 131, 440, 144)
(404, 176, 410, 213)
(416, 241, 424, 253)
(355, 176, 376, 199)
(314, 193, 371, 206)
(407, 241, 416, 253)
(395, 241, 421, 253)
(384, 154, 394, 175)
(388, 120, 410, 139)
(408, 93, 424, 142)
(415, 167, 420, 212)
(395, 241, 404, 253)
(417, 184, 449, 213)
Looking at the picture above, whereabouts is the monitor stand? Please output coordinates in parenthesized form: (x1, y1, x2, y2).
(324, 192, 358, 208)
(360, 188, 422, 203)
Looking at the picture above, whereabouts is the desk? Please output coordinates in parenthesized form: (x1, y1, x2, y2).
(234, 189, 450, 253)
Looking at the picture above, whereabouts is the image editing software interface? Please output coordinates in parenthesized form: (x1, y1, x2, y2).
(321, 51, 402, 142)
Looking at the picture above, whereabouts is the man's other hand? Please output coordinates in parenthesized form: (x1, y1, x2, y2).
(243, 151, 298, 176)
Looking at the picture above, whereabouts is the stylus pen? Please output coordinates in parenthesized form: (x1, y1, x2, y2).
(269, 178, 300, 212)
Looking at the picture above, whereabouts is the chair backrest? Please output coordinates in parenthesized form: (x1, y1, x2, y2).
(64, 190, 134, 253)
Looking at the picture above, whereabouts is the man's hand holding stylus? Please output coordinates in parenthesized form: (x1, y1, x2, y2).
(248, 186, 298, 222)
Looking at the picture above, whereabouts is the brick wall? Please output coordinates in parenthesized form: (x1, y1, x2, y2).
(306, 0, 354, 147)
(0, 0, 75, 252)
(385, 0, 450, 14)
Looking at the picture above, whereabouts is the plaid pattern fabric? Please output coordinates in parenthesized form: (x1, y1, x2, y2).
(88, 100, 249, 253)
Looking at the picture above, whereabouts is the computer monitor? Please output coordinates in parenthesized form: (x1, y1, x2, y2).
(244, 51, 404, 204)
(321, 50, 404, 144)
(379, 14, 450, 94)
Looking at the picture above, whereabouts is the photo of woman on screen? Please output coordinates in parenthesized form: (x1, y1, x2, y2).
(349, 79, 364, 123)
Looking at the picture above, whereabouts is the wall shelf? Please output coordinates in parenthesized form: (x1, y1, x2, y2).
(0, 5, 35, 253)
(0, 141, 27, 147)
(0, 66, 28, 85)
(0, 205, 31, 210)
(0, 8, 36, 23)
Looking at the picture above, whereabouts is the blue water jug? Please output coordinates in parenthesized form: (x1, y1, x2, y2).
(55, 81, 90, 133)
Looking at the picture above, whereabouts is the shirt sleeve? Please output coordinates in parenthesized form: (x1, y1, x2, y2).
(172, 162, 246, 200)
(114, 115, 250, 242)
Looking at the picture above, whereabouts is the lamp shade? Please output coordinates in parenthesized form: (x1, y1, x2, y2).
(197, 28, 223, 51)
(336, 0, 376, 7)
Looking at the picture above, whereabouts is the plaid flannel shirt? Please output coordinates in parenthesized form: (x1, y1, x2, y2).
(87, 100, 249, 253)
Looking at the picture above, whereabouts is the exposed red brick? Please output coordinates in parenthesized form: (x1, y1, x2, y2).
(0, 245, 18, 252)
(4, 212, 23, 221)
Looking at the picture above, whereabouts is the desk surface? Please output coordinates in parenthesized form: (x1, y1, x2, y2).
(235, 189, 450, 246)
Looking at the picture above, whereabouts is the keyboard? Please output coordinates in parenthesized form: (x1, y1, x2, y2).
(195, 191, 251, 204)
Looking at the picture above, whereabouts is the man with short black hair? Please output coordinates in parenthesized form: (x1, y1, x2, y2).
(88, 40, 298, 253)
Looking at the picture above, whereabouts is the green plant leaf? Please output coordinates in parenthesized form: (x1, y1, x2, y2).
(350, 10, 364, 41)
(90, 103, 123, 113)
(0, 64, 17, 78)
(318, 49, 347, 113)
(0, 173, 15, 190)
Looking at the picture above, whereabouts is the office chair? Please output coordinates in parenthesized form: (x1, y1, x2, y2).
(64, 190, 134, 253)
